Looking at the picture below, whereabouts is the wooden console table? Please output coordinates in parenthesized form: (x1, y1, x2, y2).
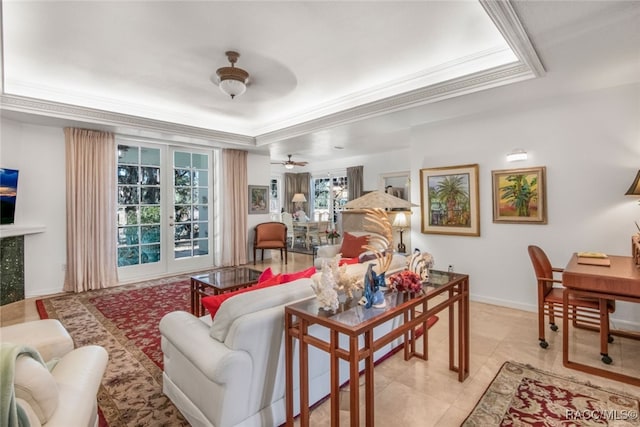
(284, 270, 469, 427)
(562, 254, 640, 386)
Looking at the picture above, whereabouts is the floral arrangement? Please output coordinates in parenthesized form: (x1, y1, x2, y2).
(388, 270, 423, 294)
(311, 254, 363, 311)
(326, 229, 340, 240)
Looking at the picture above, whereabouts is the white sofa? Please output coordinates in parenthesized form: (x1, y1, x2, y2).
(160, 277, 405, 427)
(1, 320, 108, 427)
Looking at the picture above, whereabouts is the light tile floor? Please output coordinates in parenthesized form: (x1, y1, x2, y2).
(2, 251, 639, 426)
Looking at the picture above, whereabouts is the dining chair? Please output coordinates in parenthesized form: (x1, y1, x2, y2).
(253, 222, 288, 265)
(527, 245, 614, 355)
(281, 212, 300, 248)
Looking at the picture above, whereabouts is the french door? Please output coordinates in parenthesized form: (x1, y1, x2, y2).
(117, 143, 214, 281)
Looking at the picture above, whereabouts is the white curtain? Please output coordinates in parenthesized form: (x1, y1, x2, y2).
(63, 128, 118, 292)
(220, 149, 248, 266)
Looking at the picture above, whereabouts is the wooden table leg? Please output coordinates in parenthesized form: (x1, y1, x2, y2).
(330, 330, 340, 426)
(349, 335, 360, 427)
(299, 319, 310, 427)
(285, 313, 294, 427)
(364, 330, 374, 426)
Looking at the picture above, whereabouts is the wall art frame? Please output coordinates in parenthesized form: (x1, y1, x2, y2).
(492, 166, 547, 224)
(248, 185, 269, 215)
(420, 164, 480, 236)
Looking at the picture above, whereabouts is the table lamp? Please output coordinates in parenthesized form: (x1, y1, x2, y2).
(392, 212, 408, 253)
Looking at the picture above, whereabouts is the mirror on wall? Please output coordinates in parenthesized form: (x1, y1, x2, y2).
(378, 171, 410, 201)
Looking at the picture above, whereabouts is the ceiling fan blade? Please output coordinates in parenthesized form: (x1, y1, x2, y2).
(292, 161, 308, 166)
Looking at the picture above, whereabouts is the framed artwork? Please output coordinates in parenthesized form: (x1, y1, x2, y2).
(420, 164, 480, 236)
(248, 185, 269, 215)
(492, 166, 547, 224)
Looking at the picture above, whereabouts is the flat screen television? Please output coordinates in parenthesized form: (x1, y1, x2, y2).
(0, 168, 19, 225)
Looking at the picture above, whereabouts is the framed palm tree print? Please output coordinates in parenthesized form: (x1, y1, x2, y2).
(491, 166, 547, 224)
(420, 164, 480, 236)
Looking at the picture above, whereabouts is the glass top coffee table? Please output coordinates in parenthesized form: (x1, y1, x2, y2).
(190, 267, 261, 317)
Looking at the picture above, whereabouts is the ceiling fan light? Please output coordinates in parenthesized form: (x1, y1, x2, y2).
(216, 51, 249, 99)
(218, 78, 246, 99)
(284, 163, 295, 169)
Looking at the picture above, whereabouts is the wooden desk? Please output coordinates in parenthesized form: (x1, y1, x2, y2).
(285, 270, 469, 427)
(562, 254, 640, 386)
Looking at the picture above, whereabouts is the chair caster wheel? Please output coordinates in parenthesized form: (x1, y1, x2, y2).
(608, 334, 614, 343)
(601, 354, 612, 365)
(539, 340, 549, 349)
(550, 324, 558, 332)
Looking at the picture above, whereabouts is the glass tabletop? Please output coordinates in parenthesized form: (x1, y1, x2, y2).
(191, 267, 261, 290)
(287, 269, 466, 328)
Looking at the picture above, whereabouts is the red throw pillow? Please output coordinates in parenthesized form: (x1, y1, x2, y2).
(202, 274, 283, 319)
(280, 266, 316, 284)
(339, 232, 369, 258)
(338, 257, 359, 266)
(258, 267, 274, 283)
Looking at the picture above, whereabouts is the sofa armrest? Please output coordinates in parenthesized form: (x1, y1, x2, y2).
(160, 311, 251, 384)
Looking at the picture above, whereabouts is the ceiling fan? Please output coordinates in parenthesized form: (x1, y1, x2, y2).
(272, 154, 309, 169)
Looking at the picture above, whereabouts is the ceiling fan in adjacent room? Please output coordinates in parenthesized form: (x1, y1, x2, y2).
(271, 154, 309, 169)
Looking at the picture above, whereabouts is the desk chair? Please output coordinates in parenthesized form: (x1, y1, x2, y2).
(254, 222, 288, 265)
(527, 245, 614, 358)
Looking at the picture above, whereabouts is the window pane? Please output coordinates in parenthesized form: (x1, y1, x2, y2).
(193, 170, 208, 187)
(196, 221, 209, 238)
(174, 152, 191, 168)
(141, 187, 160, 204)
(192, 154, 207, 169)
(118, 247, 139, 266)
(193, 188, 208, 204)
(118, 166, 139, 184)
(175, 224, 191, 241)
(174, 241, 191, 259)
(118, 145, 139, 164)
(175, 188, 191, 204)
(141, 226, 160, 244)
(118, 226, 140, 245)
(118, 186, 139, 205)
(194, 239, 209, 256)
(193, 205, 208, 221)
(141, 244, 161, 263)
(140, 206, 160, 224)
(141, 167, 160, 185)
(117, 207, 139, 226)
(174, 169, 191, 186)
(175, 205, 191, 222)
(141, 147, 160, 166)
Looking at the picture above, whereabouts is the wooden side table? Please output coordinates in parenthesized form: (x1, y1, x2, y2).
(190, 267, 261, 317)
(284, 270, 469, 427)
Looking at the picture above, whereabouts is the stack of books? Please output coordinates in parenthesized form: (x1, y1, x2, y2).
(577, 251, 611, 266)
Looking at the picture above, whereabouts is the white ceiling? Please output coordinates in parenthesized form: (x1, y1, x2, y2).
(1, 1, 638, 168)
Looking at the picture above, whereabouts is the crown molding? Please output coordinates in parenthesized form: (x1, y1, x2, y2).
(255, 61, 533, 145)
(0, 94, 255, 147)
(479, 0, 545, 77)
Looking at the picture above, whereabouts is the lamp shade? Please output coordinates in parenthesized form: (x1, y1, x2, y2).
(392, 212, 408, 228)
(625, 170, 640, 195)
(343, 190, 416, 209)
(218, 79, 246, 99)
(292, 193, 307, 203)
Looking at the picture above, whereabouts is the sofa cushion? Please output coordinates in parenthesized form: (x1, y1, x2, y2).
(202, 274, 283, 319)
(210, 278, 315, 342)
(339, 232, 369, 258)
(338, 257, 359, 266)
(280, 266, 316, 284)
(14, 354, 59, 424)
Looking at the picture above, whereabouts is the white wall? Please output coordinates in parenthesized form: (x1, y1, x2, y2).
(247, 152, 273, 262)
(407, 83, 640, 328)
(1, 118, 67, 297)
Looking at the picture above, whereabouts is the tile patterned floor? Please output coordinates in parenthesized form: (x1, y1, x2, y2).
(2, 251, 638, 426)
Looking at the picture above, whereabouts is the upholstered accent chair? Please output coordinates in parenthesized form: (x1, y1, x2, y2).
(527, 245, 614, 350)
(253, 221, 288, 265)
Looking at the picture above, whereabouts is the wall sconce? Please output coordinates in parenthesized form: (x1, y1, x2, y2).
(392, 212, 408, 253)
(625, 170, 640, 197)
(506, 149, 528, 162)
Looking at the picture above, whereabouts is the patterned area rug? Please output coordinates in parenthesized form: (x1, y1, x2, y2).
(464, 361, 640, 426)
(37, 275, 193, 427)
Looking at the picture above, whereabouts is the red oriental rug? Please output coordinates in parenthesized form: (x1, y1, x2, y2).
(463, 361, 640, 426)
